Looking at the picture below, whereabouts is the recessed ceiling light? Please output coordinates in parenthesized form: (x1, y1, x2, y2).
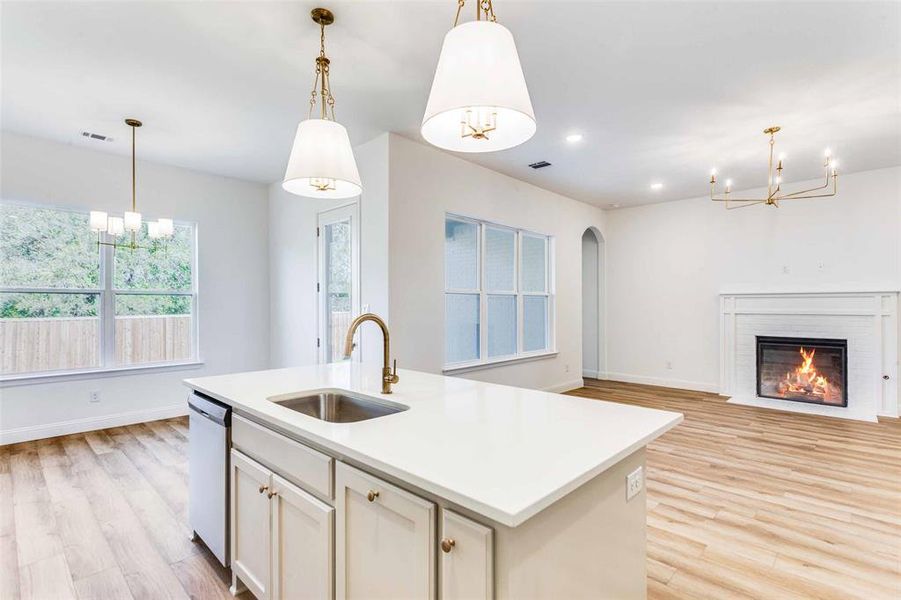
(565, 133, 583, 143)
(608, 203, 620, 209)
(650, 182, 663, 190)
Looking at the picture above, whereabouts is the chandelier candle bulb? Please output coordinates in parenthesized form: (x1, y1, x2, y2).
(89, 211, 108, 232)
(147, 221, 161, 239)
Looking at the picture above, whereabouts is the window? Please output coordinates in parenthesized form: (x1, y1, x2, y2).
(0, 202, 197, 378)
(444, 215, 553, 369)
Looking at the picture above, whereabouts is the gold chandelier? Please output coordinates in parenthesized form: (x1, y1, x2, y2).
(89, 118, 174, 249)
(709, 126, 838, 209)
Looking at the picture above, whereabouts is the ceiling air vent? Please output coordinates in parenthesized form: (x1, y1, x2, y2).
(81, 131, 113, 142)
(528, 160, 551, 169)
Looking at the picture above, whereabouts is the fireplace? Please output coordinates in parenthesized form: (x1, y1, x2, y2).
(756, 336, 848, 407)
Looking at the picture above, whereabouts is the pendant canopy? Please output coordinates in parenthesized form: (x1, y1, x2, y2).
(282, 8, 362, 199)
(421, 5, 535, 153)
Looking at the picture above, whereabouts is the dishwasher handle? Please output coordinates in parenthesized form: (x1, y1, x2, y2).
(188, 393, 230, 427)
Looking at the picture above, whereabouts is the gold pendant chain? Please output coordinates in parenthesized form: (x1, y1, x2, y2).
(307, 19, 337, 121)
(453, 0, 497, 27)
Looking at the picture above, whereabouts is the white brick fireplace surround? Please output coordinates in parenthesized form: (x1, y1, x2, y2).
(720, 291, 899, 422)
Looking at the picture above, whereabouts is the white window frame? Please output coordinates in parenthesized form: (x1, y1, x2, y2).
(0, 200, 201, 385)
(443, 213, 556, 373)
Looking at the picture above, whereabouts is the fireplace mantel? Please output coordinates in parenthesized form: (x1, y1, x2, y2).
(719, 291, 898, 422)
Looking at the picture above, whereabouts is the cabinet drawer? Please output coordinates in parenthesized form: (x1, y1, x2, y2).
(440, 509, 493, 600)
(233, 414, 333, 500)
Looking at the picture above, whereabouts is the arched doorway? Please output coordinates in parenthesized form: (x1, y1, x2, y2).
(582, 228, 605, 379)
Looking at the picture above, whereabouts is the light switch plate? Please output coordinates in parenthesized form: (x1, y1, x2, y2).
(626, 466, 644, 501)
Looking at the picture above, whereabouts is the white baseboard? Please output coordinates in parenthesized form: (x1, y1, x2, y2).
(582, 369, 605, 379)
(543, 378, 585, 394)
(1, 403, 189, 445)
(603, 372, 720, 394)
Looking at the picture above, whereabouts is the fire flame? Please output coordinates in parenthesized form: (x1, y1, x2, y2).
(778, 347, 829, 399)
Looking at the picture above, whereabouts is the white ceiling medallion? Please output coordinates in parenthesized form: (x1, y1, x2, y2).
(283, 7, 362, 200)
(421, 0, 535, 153)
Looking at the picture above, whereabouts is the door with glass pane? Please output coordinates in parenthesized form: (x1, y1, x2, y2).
(318, 203, 359, 364)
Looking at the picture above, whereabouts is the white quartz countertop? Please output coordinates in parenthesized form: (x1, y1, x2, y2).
(185, 364, 682, 527)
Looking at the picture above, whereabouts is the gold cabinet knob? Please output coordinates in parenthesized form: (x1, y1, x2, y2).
(367, 490, 380, 502)
(267, 490, 278, 499)
(440, 538, 456, 553)
(258, 485, 269, 494)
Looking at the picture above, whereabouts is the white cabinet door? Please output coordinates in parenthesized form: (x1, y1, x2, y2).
(439, 509, 494, 600)
(231, 449, 272, 600)
(335, 462, 436, 600)
(271, 474, 334, 600)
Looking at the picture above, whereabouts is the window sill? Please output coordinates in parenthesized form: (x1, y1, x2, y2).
(443, 351, 558, 375)
(0, 360, 205, 388)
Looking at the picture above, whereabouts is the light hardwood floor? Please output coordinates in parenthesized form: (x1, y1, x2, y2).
(571, 380, 901, 600)
(1, 382, 899, 599)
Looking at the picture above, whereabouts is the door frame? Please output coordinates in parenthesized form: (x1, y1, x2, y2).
(317, 201, 361, 363)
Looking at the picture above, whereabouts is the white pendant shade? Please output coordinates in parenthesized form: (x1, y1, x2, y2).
(107, 216, 125, 237)
(89, 211, 108, 232)
(421, 20, 535, 153)
(282, 118, 362, 199)
(123, 211, 142, 232)
(157, 218, 174, 237)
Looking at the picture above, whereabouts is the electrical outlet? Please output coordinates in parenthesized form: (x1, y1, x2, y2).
(89, 391, 101, 403)
(665, 360, 673, 370)
(626, 466, 644, 501)
(565, 364, 570, 373)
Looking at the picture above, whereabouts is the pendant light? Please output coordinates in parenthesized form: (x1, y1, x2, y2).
(283, 8, 362, 199)
(89, 119, 174, 250)
(421, 0, 535, 153)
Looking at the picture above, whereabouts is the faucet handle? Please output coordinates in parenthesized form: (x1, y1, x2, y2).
(391, 359, 399, 383)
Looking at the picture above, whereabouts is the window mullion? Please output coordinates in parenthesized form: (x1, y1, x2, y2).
(101, 242, 116, 368)
(515, 230, 522, 356)
(478, 223, 487, 363)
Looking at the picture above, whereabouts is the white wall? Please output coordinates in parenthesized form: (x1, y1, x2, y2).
(582, 230, 600, 378)
(603, 166, 901, 392)
(268, 134, 390, 368)
(387, 134, 607, 392)
(0, 131, 270, 442)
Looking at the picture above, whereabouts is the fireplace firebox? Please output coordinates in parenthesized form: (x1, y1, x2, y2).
(756, 336, 848, 407)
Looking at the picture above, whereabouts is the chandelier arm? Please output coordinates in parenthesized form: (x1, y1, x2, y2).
(772, 189, 839, 201)
(711, 196, 771, 203)
(777, 174, 835, 199)
(725, 200, 767, 210)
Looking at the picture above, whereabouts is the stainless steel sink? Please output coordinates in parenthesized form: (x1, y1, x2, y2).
(269, 390, 408, 423)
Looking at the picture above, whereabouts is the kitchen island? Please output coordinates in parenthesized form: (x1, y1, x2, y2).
(185, 363, 682, 599)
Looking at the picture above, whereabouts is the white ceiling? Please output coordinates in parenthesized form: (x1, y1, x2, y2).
(3, 1, 899, 208)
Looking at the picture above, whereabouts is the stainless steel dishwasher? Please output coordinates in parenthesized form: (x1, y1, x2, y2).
(188, 392, 231, 567)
